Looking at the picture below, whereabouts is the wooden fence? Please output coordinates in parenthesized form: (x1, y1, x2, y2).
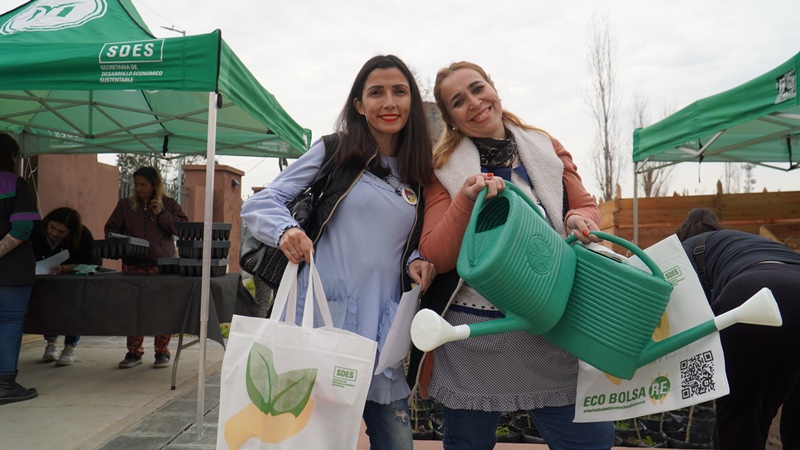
(598, 185, 800, 253)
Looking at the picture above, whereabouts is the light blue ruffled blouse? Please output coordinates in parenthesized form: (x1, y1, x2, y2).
(241, 138, 419, 404)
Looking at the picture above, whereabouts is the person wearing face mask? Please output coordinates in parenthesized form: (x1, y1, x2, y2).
(104, 166, 187, 369)
(410, 61, 614, 450)
(29, 207, 95, 366)
(241, 54, 436, 449)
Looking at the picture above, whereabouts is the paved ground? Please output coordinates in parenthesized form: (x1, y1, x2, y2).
(4, 335, 225, 450)
(6, 335, 782, 449)
(2, 336, 557, 450)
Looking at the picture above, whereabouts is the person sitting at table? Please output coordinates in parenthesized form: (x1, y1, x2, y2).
(104, 166, 187, 369)
(29, 207, 95, 366)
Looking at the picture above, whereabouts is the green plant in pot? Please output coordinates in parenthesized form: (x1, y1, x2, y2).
(495, 424, 522, 443)
(409, 396, 434, 440)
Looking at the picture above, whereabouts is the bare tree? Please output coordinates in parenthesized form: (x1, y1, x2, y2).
(632, 89, 673, 197)
(723, 162, 741, 193)
(582, 14, 625, 201)
(742, 163, 757, 193)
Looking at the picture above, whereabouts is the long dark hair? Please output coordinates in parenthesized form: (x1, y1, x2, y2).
(334, 54, 432, 186)
(676, 208, 725, 241)
(0, 132, 20, 174)
(42, 207, 83, 250)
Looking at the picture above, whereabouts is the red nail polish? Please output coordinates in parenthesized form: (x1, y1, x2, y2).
(582, 230, 590, 237)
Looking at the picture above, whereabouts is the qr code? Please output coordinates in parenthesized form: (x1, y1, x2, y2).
(680, 351, 715, 399)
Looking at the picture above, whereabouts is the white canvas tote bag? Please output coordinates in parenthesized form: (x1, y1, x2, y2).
(217, 257, 377, 449)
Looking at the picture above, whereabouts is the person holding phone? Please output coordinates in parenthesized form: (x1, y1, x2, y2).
(104, 166, 187, 369)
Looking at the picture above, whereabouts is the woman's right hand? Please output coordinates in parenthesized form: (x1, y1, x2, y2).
(461, 173, 506, 202)
(279, 227, 314, 264)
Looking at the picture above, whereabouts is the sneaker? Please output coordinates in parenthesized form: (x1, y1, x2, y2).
(153, 353, 170, 369)
(55, 345, 76, 366)
(118, 353, 142, 369)
(42, 342, 60, 362)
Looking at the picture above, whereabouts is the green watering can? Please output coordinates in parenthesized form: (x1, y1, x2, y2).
(411, 186, 784, 380)
(454, 182, 576, 335)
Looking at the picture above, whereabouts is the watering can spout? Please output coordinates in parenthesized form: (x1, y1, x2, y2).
(636, 287, 782, 369)
(410, 310, 532, 352)
(411, 309, 470, 352)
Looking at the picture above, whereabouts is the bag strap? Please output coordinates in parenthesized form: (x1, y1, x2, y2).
(692, 232, 711, 292)
(271, 262, 300, 324)
(302, 255, 334, 328)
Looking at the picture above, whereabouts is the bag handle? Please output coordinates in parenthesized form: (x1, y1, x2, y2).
(271, 262, 300, 324)
(565, 231, 666, 281)
(302, 255, 334, 328)
(466, 183, 546, 265)
(270, 255, 335, 328)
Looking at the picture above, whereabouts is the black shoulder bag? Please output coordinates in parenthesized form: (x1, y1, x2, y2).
(240, 134, 338, 289)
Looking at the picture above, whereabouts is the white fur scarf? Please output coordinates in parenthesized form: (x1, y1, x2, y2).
(434, 123, 567, 236)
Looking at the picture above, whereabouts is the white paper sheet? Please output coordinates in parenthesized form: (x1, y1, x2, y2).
(35, 249, 69, 275)
(374, 284, 421, 375)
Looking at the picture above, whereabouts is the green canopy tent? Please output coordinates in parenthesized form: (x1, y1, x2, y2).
(630, 51, 799, 243)
(0, 0, 311, 430)
(0, 0, 311, 157)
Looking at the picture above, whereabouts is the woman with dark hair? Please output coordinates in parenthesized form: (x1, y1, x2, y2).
(412, 62, 614, 450)
(30, 207, 95, 366)
(678, 211, 800, 450)
(105, 166, 187, 369)
(241, 54, 436, 449)
(676, 207, 725, 241)
(0, 132, 41, 405)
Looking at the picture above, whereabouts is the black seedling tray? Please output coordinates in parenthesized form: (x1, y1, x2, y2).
(175, 222, 232, 241)
(94, 236, 150, 260)
(178, 258, 228, 277)
(157, 257, 180, 275)
(176, 240, 231, 259)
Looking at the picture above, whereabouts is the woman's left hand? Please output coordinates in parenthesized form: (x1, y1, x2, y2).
(566, 215, 601, 244)
(408, 259, 437, 293)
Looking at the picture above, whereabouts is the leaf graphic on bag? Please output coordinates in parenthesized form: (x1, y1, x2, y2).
(244, 342, 317, 416)
(270, 367, 317, 416)
(244, 343, 279, 412)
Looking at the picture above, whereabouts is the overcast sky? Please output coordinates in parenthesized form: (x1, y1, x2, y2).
(6, 0, 798, 199)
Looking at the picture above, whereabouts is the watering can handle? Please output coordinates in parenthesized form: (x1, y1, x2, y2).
(565, 231, 666, 281)
(467, 183, 545, 265)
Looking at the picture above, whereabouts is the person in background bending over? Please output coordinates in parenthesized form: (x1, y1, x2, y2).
(412, 61, 614, 450)
(0, 133, 41, 405)
(241, 54, 436, 449)
(105, 166, 187, 370)
(678, 208, 800, 450)
(30, 207, 95, 366)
